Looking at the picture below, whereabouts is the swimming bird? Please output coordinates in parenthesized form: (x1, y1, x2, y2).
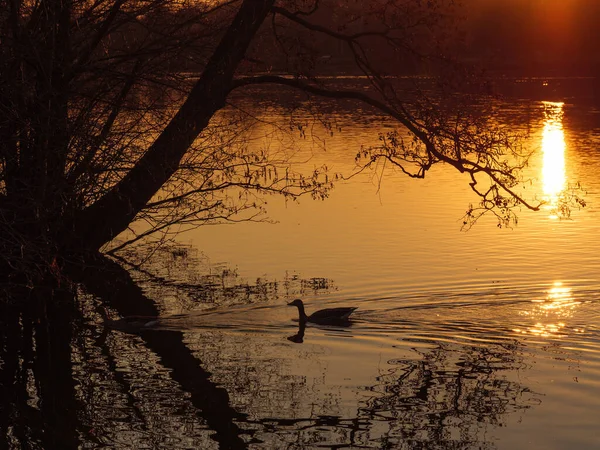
(287, 299, 357, 325)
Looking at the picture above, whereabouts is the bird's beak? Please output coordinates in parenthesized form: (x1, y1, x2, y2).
(287, 301, 294, 306)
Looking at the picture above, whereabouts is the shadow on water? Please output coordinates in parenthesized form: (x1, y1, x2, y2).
(1, 246, 573, 448)
(69, 255, 250, 449)
(0, 282, 81, 449)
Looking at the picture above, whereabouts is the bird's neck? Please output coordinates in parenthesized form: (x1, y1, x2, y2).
(297, 304, 308, 321)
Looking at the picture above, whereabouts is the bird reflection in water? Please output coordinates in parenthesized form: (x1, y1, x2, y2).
(286, 299, 357, 343)
(287, 320, 306, 343)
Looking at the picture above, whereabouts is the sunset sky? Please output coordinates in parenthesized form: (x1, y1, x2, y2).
(464, 0, 600, 73)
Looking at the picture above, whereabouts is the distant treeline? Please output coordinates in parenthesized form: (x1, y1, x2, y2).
(462, 0, 600, 76)
(119, 0, 600, 77)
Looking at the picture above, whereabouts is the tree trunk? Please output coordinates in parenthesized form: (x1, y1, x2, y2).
(74, 0, 275, 251)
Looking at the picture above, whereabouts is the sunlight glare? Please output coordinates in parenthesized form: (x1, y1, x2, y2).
(515, 282, 581, 338)
(541, 102, 566, 217)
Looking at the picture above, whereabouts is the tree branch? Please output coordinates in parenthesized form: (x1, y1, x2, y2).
(231, 75, 541, 213)
(74, 0, 275, 250)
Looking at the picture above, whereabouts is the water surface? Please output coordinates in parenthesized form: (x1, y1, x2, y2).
(102, 78, 600, 448)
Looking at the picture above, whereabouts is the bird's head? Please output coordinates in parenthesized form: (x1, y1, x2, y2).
(287, 299, 303, 307)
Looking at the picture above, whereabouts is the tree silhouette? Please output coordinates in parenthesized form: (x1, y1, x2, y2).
(0, 0, 540, 275)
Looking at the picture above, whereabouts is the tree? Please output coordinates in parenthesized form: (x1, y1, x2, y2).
(0, 0, 540, 274)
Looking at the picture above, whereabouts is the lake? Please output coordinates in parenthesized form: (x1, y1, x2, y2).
(97, 78, 600, 449)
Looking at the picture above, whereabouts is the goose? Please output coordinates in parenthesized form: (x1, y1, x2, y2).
(287, 299, 357, 325)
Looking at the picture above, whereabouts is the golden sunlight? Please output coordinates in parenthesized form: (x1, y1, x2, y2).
(541, 101, 566, 217)
(514, 282, 582, 338)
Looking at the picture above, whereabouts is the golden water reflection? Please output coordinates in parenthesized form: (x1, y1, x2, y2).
(541, 101, 566, 218)
(514, 282, 582, 338)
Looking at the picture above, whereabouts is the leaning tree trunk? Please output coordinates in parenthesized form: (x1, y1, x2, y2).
(74, 0, 275, 251)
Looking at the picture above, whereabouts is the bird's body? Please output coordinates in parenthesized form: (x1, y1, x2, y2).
(287, 299, 357, 325)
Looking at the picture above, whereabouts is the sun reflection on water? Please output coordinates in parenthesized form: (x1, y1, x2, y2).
(541, 101, 566, 218)
(514, 282, 582, 338)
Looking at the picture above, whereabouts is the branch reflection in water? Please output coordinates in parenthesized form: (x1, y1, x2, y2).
(182, 322, 539, 448)
(62, 244, 544, 449)
(360, 341, 539, 447)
